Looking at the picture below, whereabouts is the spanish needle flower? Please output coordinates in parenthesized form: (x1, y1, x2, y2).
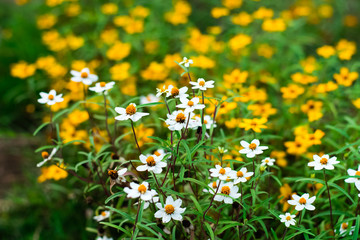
(165, 110, 196, 131)
(179, 57, 193, 68)
(89, 81, 115, 93)
(38, 89, 64, 105)
(232, 167, 254, 184)
(203, 180, 221, 194)
(115, 103, 149, 122)
(93, 211, 110, 222)
(70, 67, 98, 85)
(213, 182, 241, 204)
(37, 148, 57, 167)
(287, 193, 316, 211)
(96, 236, 113, 240)
(154, 196, 186, 223)
(136, 154, 167, 174)
(261, 157, 276, 166)
(124, 181, 156, 201)
(140, 94, 160, 105)
(239, 139, 268, 158)
(189, 78, 214, 91)
(279, 213, 296, 227)
(176, 97, 205, 113)
(166, 85, 189, 99)
(345, 165, 360, 191)
(135, 195, 160, 210)
(308, 154, 339, 170)
(209, 165, 233, 180)
(116, 168, 127, 184)
(338, 222, 355, 236)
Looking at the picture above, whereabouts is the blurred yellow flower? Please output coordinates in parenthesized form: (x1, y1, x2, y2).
(280, 84, 304, 99)
(248, 103, 277, 118)
(101, 3, 118, 15)
(333, 67, 358, 87)
(106, 41, 131, 61)
(224, 69, 248, 85)
(318, 4, 333, 19)
(190, 55, 215, 69)
(229, 34, 252, 52)
(291, 72, 317, 85)
(11, 61, 36, 79)
(222, 0, 242, 9)
(66, 35, 84, 50)
(300, 56, 318, 74)
(211, 8, 229, 19)
(141, 62, 169, 80)
(101, 29, 118, 45)
(257, 44, 275, 58)
(262, 18, 286, 32)
(38, 164, 68, 183)
(301, 100, 323, 122)
(344, 15, 358, 27)
(316, 45, 335, 58)
(271, 151, 287, 167)
(37, 14, 57, 29)
(65, 4, 81, 17)
(239, 118, 268, 133)
(110, 62, 131, 81)
(145, 40, 159, 54)
(336, 39, 356, 60)
(352, 98, 360, 109)
(232, 12, 252, 26)
(253, 7, 274, 19)
(130, 6, 150, 18)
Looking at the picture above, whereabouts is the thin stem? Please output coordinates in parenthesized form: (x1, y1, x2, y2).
(103, 93, 113, 146)
(298, 211, 302, 226)
(203, 183, 221, 221)
(130, 120, 142, 154)
(281, 228, 288, 240)
(323, 169, 334, 234)
(201, 91, 205, 125)
(131, 199, 142, 240)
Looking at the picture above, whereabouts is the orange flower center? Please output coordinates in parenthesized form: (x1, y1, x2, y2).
(265, 159, 269, 163)
(101, 211, 107, 216)
(299, 197, 306, 204)
(199, 80, 205, 86)
(137, 184, 147, 194)
(171, 87, 179, 96)
(48, 94, 54, 100)
(342, 223, 348, 229)
(212, 181, 217, 188)
(165, 204, 175, 214)
(81, 72, 88, 78)
(355, 171, 360, 176)
(221, 186, 230, 195)
(219, 168, 226, 175)
(249, 143, 257, 150)
(100, 82, 106, 87)
(41, 151, 49, 159)
(146, 156, 156, 166)
(187, 100, 194, 106)
(204, 120, 208, 124)
(175, 113, 186, 123)
(126, 104, 136, 115)
(320, 158, 328, 165)
(237, 171, 244, 177)
(286, 216, 291, 221)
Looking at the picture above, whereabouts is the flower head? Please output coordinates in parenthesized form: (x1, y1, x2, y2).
(203, 180, 221, 194)
(209, 165, 233, 180)
(140, 94, 160, 105)
(89, 81, 115, 93)
(308, 154, 339, 170)
(189, 78, 214, 91)
(239, 139, 268, 158)
(70, 67, 98, 85)
(338, 222, 355, 236)
(93, 210, 110, 222)
(38, 90, 64, 105)
(116, 168, 127, 184)
(115, 103, 149, 122)
(176, 97, 205, 114)
(261, 157, 276, 166)
(136, 154, 167, 174)
(279, 212, 296, 227)
(179, 57, 193, 68)
(231, 167, 254, 184)
(154, 196, 186, 223)
(124, 181, 157, 201)
(345, 165, 360, 191)
(287, 193, 316, 211)
(37, 147, 57, 167)
(165, 110, 196, 131)
(213, 182, 241, 204)
(166, 85, 189, 99)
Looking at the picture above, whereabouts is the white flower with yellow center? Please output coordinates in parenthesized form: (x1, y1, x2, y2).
(70, 67, 98, 85)
(308, 154, 339, 170)
(166, 85, 189, 99)
(115, 103, 149, 122)
(345, 165, 360, 191)
(116, 168, 127, 184)
(279, 213, 296, 227)
(261, 157, 276, 166)
(156, 85, 167, 97)
(165, 110, 196, 131)
(239, 139, 268, 158)
(96, 236, 113, 240)
(140, 94, 160, 105)
(213, 182, 241, 204)
(203, 180, 221, 194)
(89, 81, 115, 93)
(203, 115, 216, 129)
(93, 210, 110, 222)
(287, 193, 316, 211)
(154, 196, 186, 223)
(124, 181, 156, 201)
(190, 78, 214, 91)
(38, 89, 64, 105)
(136, 154, 167, 174)
(338, 222, 355, 236)
(176, 97, 205, 114)
(135, 194, 160, 210)
(37, 147, 57, 167)
(209, 165, 233, 181)
(232, 167, 254, 184)
(179, 57, 193, 68)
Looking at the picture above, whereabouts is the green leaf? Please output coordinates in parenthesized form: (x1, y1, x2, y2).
(328, 182, 355, 204)
(33, 122, 50, 136)
(105, 192, 124, 204)
(189, 195, 203, 214)
(204, 222, 215, 240)
(352, 215, 360, 240)
(100, 222, 131, 237)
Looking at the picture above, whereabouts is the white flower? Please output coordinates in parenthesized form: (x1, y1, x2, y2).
(279, 213, 296, 227)
(218, 147, 228, 154)
(213, 182, 241, 204)
(203, 180, 221, 194)
(156, 85, 167, 97)
(37, 148, 57, 167)
(124, 181, 156, 201)
(179, 57, 193, 68)
(203, 115, 216, 129)
(345, 166, 360, 191)
(116, 168, 127, 184)
(189, 78, 214, 91)
(154, 196, 186, 223)
(70, 67, 98, 85)
(93, 210, 110, 222)
(239, 139, 268, 158)
(308, 154, 339, 171)
(89, 81, 115, 93)
(165, 110, 196, 131)
(154, 149, 169, 160)
(136, 154, 167, 174)
(115, 103, 149, 122)
(96, 236, 113, 240)
(287, 193, 316, 211)
(38, 89, 64, 105)
(232, 167, 254, 184)
(209, 165, 233, 181)
(176, 97, 205, 114)
(135, 193, 160, 210)
(261, 157, 276, 166)
(338, 222, 355, 236)
(140, 94, 160, 105)
(166, 85, 189, 99)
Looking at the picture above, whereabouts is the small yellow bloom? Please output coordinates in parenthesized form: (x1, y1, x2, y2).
(211, 8, 229, 19)
(253, 7, 274, 19)
(336, 39, 356, 60)
(239, 118, 268, 133)
(11, 61, 36, 79)
(262, 18, 286, 32)
(229, 34, 252, 52)
(222, 0, 242, 9)
(37, 14, 57, 29)
(106, 41, 131, 61)
(257, 44, 275, 58)
(280, 84, 305, 99)
(316, 45, 335, 58)
(333, 67, 358, 87)
(141, 62, 169, 80)
(101, 3, 118, 15)
(110, 62, 131, 81)
(232, 12, 252, 26)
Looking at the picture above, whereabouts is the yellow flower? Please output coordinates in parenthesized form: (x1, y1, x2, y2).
(68, 110, 89, 126)
(100, 28, 118, 45)
(247, 103, 277, 118)
(280, 84, 305, 99)
(124, 124, 154, 147)
(42, 30, 60, 45)
(278, 184, 294, 211)
(223, 69, 248, 86)
(253, 7, 274, 19)
(10, 61, 36, 79)
(344, 15, 358, 27)
(46, 0, 63, 7)
(300, 56, 318, 74)
(110, 62, 131, 81)
(225, 118, 241, 129)
(229, 34, 252, 52)
(141, 62, 169, 81)
(262, 18, 286, 32)
(65, 4, 81, 17)
(101, 3, 118, 15)
(313, 81, 338, 94)
(130, 6, 150, 18)
(123, 19, 144, 34)
(291, 72, 317, 85)
(37, 14, 57, 29)
(190, 55, 215, 69)
(187, 29, 215, 54)
(298, 130, 325, 146)
(285, 137, 310, 155)
(106, 41, 131, 61)
(318, 4, 333, 19)
(336, 39, 356, 60)
(45, 63, 67, 79)
(352, 98, 360, 109)
(66, 35, 84, 50)
(232, 12, 252, 26)
(114, 16, 131, 27)
(163, 53, 182, 68)
(121, 77, 137, 96)
(211, 8, 229, 19)
(207, 26, 222, 35)
(51, 96, 70, 112)
(164, 1, 191, 25)
(36, 56, 56, 70)
(238, 86, 267, 103)
(222, 0, 242, 9)
(239, 118, 268, 133)
(333, 67, 358, 87)
(38, 164, 68, 182)
(257, 44, 275, 58)
(301, 100, 323, 122)
(15, 0, 29, 5)
(145, 40, 159, 54)
(316, 45, 335, 58)
(271, 151, 287, 167)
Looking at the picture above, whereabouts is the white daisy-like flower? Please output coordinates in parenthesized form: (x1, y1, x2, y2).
(179, 57, 193, 68)
(203, 115, 216, 129)
(213, 182, 241, 204)
(136, 196, 160, 210)
(140, 94, 160, 105)
(114, 103, 149, 122)
(38, 89, 64, 105)
(279, 213, 296, 227)
(89, 81, 115, 93)
(93, 210, 110, 222)
(176, 97, 205, 114)
(156, 85, 167, 97)
(209, 165, 233, 181)
(70, 67, 98, 85)
(338, 222, 355, 236)
(124, 181, 156, 201)
(345, 165, 360, 191)
(116, 168, 127, 184)
(154, 149, 169, 160)
(239, 139, 268, 158)
(287, 193, 316, 211)
(165, 110, 196, 131)
(154, 196, 186, 223)
(96, 236, 113, 240)
(189, 78, 215, 91)
(203, 180, 221, 194)
(232, 167, 254, 184)
(308, 154, 340, 171)
(166, 85, 189, 99)
(136, 154, 167, 174)
(261, 157, 276, 166)
(37, 148, 57, 167)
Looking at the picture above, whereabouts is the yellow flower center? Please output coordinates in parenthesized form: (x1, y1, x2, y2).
(100, 82, 106, 87)
(81, 72, 88, 78)
(265, 159, 269, 163)
(219, 168, 226, 175)
(48, 94, 54, 100)
(356, 171, 360, 176)
(320, 158, 328, 165)
(342, 223, 348, 229)
(165, 204, 175, 214)
(175, 113, 186, 123)
(184, 59, 189, 63)
(41, 151, 49, 159)
(212, 181, 217, 188)
(237, 171, 244, 177)
(101, 211, 107, 216)
(187, 100, 194, 106)
(137, 184, 147, 194)
(221, 186, 230, 195)
(286, 216, 291, 221)
(299, 197, 306, 204)
(126, 104, 136, 115)
(199, 80, 205, 86)
(154, 151, 161, 157)
(249, 143, 257, 150)
(171, 87, 179, 96)
(146, 156, 156, 166)
(204, 120, 208, 124)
